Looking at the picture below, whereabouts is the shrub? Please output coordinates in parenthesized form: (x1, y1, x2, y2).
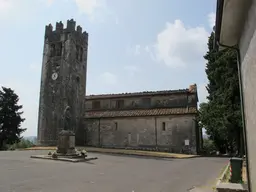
(7, 138, 34, 150)
(203, 139, 217, 154)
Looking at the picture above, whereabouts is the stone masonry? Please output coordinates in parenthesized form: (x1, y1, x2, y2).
(37, 19, 88, 146)
(85, 85, 201, 154)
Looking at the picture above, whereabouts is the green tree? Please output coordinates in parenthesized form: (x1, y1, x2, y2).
(8, 138, 34, 150)
(0, 87, 26, 150)
(203, 138, 217, 154)
(199, 32, 242, 155)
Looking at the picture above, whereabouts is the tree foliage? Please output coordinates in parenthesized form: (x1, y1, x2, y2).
(199, 32, 242, 154)
(0, 87, 26, 150)
(7, 138, 34, 150)
(203, 138, 217, 154)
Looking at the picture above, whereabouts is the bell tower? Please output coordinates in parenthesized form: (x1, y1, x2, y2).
(37, 19, 88, 146)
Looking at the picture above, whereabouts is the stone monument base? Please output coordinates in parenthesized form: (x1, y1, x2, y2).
(56, 130, 76, 155)
(30, 154, 98, 163)
(30, 129, 98, 163)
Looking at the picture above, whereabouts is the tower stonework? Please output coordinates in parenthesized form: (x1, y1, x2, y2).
(37, 19, 88, 146)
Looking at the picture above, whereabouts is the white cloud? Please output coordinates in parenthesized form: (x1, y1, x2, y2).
(153, 20, 209, 68)
(198, 83, 208, 103)
(74, 0, 103, 15)
(144, 45, 157, 61)
(0, 0, 54, 20)
(100, 72, 117, 85)
(129, 44, 156, 61)
(0, 0, 17, 17)
(0, 0, 12, 11)
(134, 45, 141, 55)
(46, 0, 54, 6)
(0, 0, 117, 23)
(74, 0, 108, 22)
(208, 12, 216, 29)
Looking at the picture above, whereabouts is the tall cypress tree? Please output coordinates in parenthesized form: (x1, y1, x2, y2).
(199, 32, 242, 154)
(0, 87, 26, 150)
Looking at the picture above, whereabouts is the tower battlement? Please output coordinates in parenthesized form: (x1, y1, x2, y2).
(56, 21, 64, 32)
(66, 19, 76, 31)
(45, 19, 88, 39)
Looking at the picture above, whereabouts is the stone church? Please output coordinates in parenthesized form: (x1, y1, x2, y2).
(85, 85, 200, 154)
(37, 19, 201, 154)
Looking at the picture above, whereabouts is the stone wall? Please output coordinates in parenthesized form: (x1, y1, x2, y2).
(37, 20, 88, 146)
(85, 92, 197, 111)
(239, 0, 256, 190)
(85, 114, 198, 154)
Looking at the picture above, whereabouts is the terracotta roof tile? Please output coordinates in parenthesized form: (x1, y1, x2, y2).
(85, 84, 198, 100)
(85, 107, 197, 118)
(86, 89, 189, 100)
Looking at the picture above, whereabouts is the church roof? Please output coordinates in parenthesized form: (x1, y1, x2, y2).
(85, 89, 195, 100)
(85, 107, 197, 118)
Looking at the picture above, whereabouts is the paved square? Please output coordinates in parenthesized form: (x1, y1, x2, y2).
(0, 150, 228, 192)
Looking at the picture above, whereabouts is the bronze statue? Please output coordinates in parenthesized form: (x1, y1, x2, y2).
(63, 106, 71, 131)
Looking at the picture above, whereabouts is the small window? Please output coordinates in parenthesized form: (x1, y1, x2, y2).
(92, 101, 101, 109)
(115, 122, 118, 131)
(76, 76, 80, 83)
(56, 43, 62, 56)
(162, 122, 166, 131)
(116, 100, 124, 109)
(50, 44, 56, 57)
(76, 45, 80, 60)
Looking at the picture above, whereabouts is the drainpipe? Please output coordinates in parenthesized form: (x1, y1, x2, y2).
(217, 42, 250, 191)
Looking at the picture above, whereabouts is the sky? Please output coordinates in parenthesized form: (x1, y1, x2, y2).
(0, 0, 216, 137)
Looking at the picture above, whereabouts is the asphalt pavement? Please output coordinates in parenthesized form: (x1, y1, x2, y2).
(0, 150, 228, 192)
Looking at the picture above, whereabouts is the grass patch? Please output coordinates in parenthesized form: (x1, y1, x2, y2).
(222, 165, 231, 183)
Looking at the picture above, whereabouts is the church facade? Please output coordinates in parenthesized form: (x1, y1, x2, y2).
(85, 85, 201, 154)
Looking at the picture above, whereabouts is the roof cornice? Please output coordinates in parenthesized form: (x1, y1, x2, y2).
(214, 0, 224, 50)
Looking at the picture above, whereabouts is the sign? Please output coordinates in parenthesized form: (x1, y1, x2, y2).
(185, 139, 190, 146)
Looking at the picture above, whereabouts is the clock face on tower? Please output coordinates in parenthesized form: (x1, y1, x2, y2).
(52, 72, 58, 80)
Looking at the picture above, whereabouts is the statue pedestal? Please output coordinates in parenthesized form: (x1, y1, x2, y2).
(57, 130, 76, 155)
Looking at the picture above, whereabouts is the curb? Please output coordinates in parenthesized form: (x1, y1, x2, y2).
(87, 150, 199, 159)
(216, 162, 230, 186)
